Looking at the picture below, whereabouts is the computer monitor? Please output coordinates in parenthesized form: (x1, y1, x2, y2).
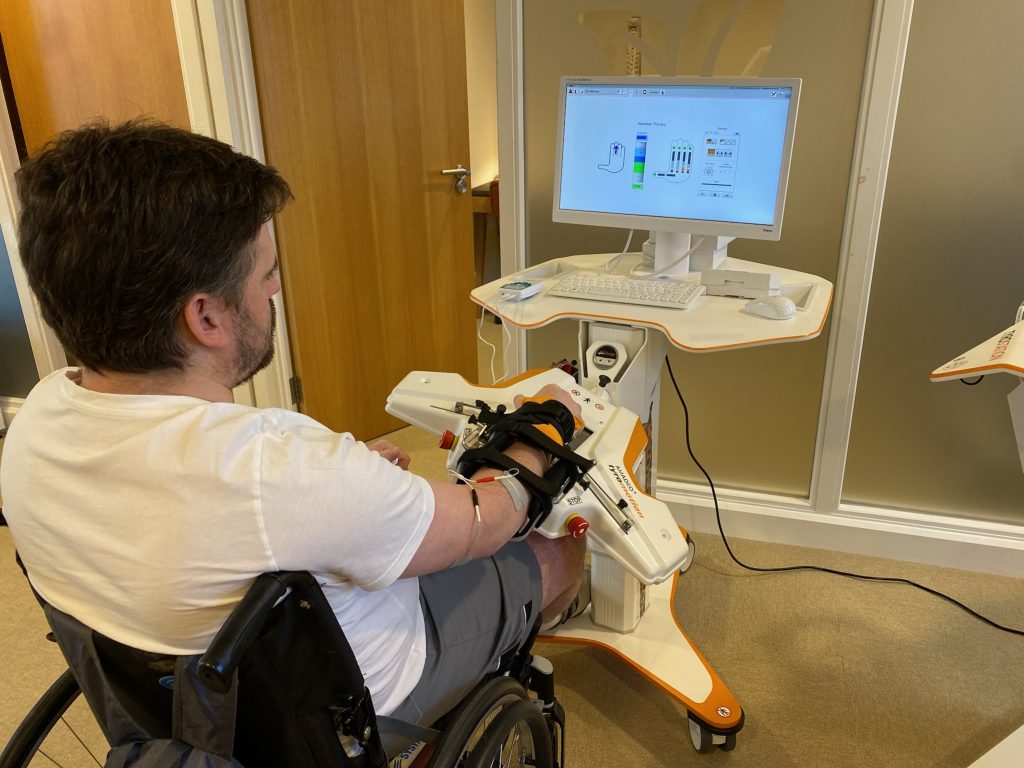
(552, 76, 801, 276)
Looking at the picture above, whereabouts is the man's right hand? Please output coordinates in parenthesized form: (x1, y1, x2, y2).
(513, 384, 583, 437)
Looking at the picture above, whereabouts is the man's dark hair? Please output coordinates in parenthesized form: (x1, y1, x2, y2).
(15, 119, 292, 373)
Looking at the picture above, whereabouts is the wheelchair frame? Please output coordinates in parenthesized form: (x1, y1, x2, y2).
(0, 572, 564, 768)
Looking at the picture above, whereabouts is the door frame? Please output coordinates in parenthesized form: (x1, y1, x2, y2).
(0, 80, 68, 417)
(494, 0, 529, 377)
(171, 0, 296, 410)
(0, 0, 297, 413)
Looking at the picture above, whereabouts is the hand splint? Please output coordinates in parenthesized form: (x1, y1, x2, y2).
(453, 397, 594, 539)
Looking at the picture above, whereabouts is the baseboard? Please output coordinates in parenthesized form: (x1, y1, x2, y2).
(658, 478, 1024, 578)
(0, 396, 22, 434)
(969, 723, 1024, 767)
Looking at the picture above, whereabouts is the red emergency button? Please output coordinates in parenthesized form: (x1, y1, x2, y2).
(438, 430, 457, 450)
(565, 514, 589, 538)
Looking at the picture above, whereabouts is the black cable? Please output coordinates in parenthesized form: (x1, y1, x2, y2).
(664, 356, 1024, 638)
(960, 376, 985, 386)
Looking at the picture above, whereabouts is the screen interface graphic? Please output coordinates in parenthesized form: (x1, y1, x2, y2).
(558, 84, 793, 227)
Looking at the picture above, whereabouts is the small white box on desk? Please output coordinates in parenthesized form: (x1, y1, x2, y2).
(701, 269, 781, 300)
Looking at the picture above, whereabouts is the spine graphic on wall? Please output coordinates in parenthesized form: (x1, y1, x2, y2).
(598, 141, 626, 173)
(632, 132, 648, 189)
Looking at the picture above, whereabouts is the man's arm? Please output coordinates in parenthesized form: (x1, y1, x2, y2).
(400, 385, 580, 577)
(401, 442, 546, 577)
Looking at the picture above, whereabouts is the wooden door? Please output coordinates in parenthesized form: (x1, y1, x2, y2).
(0, 0, 189, 153)
(247, 0, 478, 439)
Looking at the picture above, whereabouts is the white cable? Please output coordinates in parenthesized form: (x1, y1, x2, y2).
(1016, 300, 1024, 324)
(501, 318, 513, 382)
(603, 229, 635, 272)
(476, 309, 500, 384)
(496, 297, 516, 383)
(487, 296, 519, 384)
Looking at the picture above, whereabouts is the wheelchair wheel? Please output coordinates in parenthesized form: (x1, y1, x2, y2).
(426, 676, 537, 767)
(463, 697, 552, 768)
(0, 669, 84, 768)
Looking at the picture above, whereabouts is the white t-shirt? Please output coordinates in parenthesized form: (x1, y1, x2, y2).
(1, 369, 434, 716)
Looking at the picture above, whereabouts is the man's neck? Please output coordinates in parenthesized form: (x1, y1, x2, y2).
(77, 366, 235, 403)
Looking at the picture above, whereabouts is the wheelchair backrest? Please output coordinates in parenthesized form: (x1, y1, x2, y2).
(46, 605, 243, 767)
(41, 573, 388, 768)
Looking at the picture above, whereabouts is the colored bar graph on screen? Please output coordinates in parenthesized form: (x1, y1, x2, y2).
(632, 132, 648, 189)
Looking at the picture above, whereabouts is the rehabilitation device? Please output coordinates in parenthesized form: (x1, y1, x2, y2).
(388, 74, 825, 756)
(386, 368, 744, 748)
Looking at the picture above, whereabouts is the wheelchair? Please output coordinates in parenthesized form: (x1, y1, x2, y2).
(1, 571, 565, 768)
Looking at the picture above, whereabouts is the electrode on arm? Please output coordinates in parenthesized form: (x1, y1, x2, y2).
(454, 398, 595, 538)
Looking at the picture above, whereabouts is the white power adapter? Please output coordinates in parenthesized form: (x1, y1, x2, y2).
(498, 280, 543, 301)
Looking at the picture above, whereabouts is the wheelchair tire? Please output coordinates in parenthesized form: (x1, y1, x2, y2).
(425, 676, 529, 768)
(464, 697, 552, 768)
(0, 669, 82, 768)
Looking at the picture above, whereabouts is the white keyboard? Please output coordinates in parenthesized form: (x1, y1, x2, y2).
(548, 271, 706, 310)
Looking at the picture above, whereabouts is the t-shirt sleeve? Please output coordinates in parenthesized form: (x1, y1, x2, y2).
(257, 413, 434, 590)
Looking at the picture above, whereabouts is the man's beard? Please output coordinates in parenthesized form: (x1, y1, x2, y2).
(232, 299, 277, 388)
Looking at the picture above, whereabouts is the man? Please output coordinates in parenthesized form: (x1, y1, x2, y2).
(1, 121, 585, 729)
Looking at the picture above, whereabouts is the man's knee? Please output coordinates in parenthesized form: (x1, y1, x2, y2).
(525, 532, 586, 611)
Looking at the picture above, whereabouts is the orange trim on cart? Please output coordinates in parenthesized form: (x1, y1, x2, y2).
(622, 418, 650, 493)
(472, 287, 832, 353)
(665, 558, 743, 730)
(930, 362, 1024, 380)
(537, 526, 742, 732)
(538, 592, 742, 730)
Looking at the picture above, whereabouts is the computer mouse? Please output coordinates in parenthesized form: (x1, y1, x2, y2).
(744, 295, 796, 320)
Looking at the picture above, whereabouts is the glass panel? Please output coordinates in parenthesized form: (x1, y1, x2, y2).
(0, 236, 38, 397)
(523, 0, 874, 495)
(843, 0, 1024, 522)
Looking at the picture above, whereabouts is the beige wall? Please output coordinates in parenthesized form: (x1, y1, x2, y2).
(522, 0, 873, 497)
(520, 0, 1024, 527)
(843, 0, 1024, 522)
(465, 0, 499, 186)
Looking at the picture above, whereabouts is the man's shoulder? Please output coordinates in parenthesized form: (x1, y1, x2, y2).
(241, 405, 338, 436)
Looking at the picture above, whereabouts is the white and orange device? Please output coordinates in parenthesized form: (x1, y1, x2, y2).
(386, 367, 744, 747)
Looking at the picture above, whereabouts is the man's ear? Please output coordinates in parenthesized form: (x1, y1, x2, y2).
(180, 293, 233, 350)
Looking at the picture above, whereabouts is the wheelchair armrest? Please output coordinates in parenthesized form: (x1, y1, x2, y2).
(198, 571, 317, 694)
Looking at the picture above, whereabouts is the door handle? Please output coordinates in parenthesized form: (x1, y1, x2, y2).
(441, 164, 471, 194)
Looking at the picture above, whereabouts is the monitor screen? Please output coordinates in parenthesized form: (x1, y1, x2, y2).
(553, 76, 800, 241)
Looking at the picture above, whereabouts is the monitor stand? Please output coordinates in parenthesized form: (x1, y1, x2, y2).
(641, 231, 734, 276)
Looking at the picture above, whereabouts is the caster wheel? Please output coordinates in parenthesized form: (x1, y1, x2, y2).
(688, 717, 715, 754)
(689, 715, 737, 754)
(679, 534, 696, 575)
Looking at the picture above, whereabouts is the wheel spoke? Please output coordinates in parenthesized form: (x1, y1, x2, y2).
(60, 715, 103, 766)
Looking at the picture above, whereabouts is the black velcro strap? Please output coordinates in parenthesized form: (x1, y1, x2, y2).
(456, 399, 595, 538)
(457, 444, 561, 498)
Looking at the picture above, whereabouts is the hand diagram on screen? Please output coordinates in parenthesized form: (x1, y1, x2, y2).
(598, 141, 625, 173)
